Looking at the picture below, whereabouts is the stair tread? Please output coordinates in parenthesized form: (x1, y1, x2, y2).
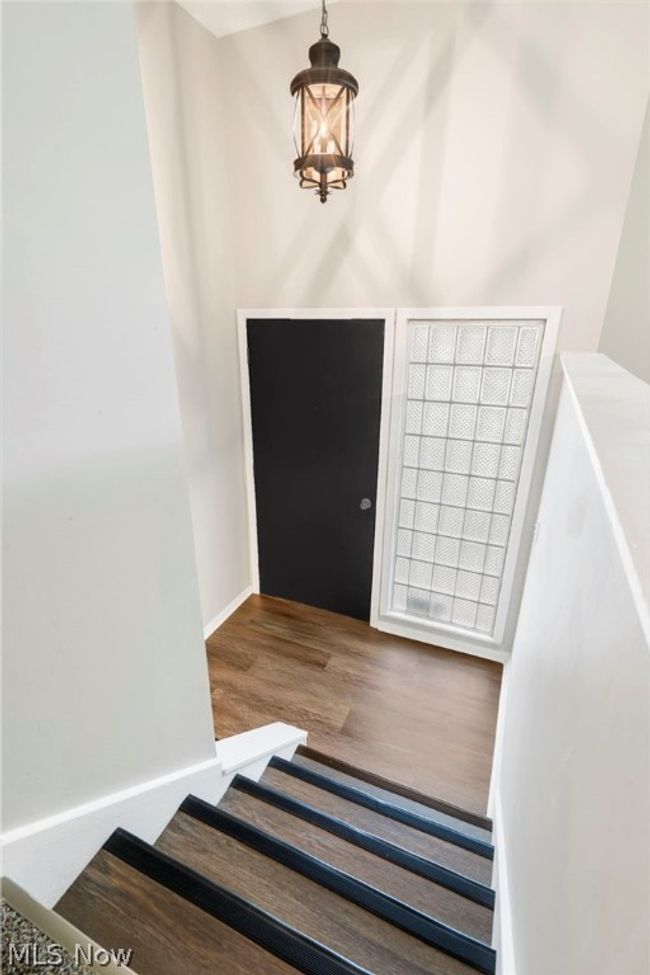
(261, 766, 493, 887)
(157, 810, 482, 975)
(55, 848, 299, 975)
(293, 753, 492, 843)
(220, 786, 493, 943)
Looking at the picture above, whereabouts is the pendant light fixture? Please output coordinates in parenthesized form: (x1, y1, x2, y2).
(290, 0, 358, 203)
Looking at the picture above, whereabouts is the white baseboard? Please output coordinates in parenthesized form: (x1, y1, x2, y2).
(492, 789, 516, 975)
(203, 584, 254, 640)
(1, 721, 306, 908)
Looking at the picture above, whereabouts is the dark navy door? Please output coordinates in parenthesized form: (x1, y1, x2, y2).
(247, 318, 384, 621)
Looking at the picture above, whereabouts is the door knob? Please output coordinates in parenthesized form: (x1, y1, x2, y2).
(360, 498, 372, 511)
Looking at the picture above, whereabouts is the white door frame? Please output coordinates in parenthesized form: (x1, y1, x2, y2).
(372, 306, 561, 662)
(236, 308, 396, 598)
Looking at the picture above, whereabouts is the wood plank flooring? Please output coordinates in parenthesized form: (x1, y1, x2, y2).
(206, 595, 502, 814)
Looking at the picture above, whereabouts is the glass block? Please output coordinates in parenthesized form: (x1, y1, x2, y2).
(444, 440, 472, 475)
(407, 588, 431, 616)
(467, 477, 495, 511)
(484, 545, 504, 576)
(480, 368, 511, 406)
(403, 435, 420, 467)
(432, 564, 456, 594)
(409, 559, 433, 589)
(425, 365, 453, 401)
(515, 325, 541, 367)
(458, 540, 487, 572)
(453, 366, 482, 403)
(448, 404, 477, 440)
(396, 528, 413, 557)
(394, 557, 410, 584)
(429, 592, 453, 623)
(463, 509, 491, 543)
(452, 598, 478, 628)
(412, 531, 436, 562)
(419, 437, 446, 470)
(476, 603, 495, 634)
(510, 369, 533, 407)
(427, 326, 457, 363)
(480, 575, 499, 606)
(485, 326, 517, 365)
(417, 469, 443, 503)
(499, 444, 521, 481)
(398, 499, 415, 529)
(456, 326, 486, 364)
(441, 473, 469, 506)
(456, 570, 482, 600)
(422, 402, 449, 436)
(405, 400, 423, 434)
(471, 442, 500, 478)
(475, 406, 506, 443)
(438, 505, 464, 538)
(401, 467, 417, 498)
(489, 513, 510, 546)
(393, 584, 407, 612)
(409, 325, 429, 363)
(504, 408, 527, 445)
(435, 536, 461, 567)
(407, 364, 426, 399)
(493, 480, 515, 515)
(414, 501, 440, 533)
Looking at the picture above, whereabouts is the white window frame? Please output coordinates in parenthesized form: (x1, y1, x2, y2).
(371, 306, 561, 661)
(237, 308, 396, 594)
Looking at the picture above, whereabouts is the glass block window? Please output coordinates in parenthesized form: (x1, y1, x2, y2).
(391, 319, 544, 637)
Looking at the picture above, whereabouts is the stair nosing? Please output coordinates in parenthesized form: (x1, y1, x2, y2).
(103, 827, 372, 975)
(182, 795, 496, 975)
(269, 757, 495, 861)
(296, 747, 492, 833)
(232, 773, 495, 909)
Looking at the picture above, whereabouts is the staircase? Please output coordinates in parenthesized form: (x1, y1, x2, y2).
(55, 746, 496, 974)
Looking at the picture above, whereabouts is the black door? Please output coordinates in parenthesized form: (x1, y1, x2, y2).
(247, 318, 384, 621)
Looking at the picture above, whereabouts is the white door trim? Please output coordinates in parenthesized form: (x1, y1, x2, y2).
(373, 306, 561, 660)
(236, 308, 396, 600)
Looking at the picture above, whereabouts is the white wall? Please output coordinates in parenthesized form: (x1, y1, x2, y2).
(216, 1, 647, 352)
(134, 1, 647, 644)
(2, 1, 216, 833)
(495, 355, 649, 975)
(204, 0, 647, 651)
(135, 2, 251, 635)
(600, 98, 650, 384)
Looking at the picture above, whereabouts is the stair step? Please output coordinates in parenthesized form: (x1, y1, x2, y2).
(57, 833, 365, 975)
(262, 763, 493, 887)
(156, 807, 491, 975)
(294, 748, 492, 842)
(269, 758, 493, 860)
(221, 779, 494, 940)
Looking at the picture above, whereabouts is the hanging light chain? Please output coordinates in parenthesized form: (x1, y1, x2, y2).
(320, 0, 329, 38)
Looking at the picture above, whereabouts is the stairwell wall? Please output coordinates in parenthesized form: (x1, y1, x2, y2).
(2, 2, 216, 833)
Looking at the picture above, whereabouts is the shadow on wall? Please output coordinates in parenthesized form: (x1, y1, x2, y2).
(214, 0, 647, 357)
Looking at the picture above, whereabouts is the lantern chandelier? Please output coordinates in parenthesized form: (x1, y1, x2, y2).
(290, 0, 359, 203)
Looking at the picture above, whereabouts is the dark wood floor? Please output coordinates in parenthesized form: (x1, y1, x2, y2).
(206, 595, 502, 815)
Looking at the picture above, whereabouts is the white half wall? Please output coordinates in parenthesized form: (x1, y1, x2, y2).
(135, 2, 251, 632)
(2, 2, 216, 833)
(494, 354, 650, 975)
